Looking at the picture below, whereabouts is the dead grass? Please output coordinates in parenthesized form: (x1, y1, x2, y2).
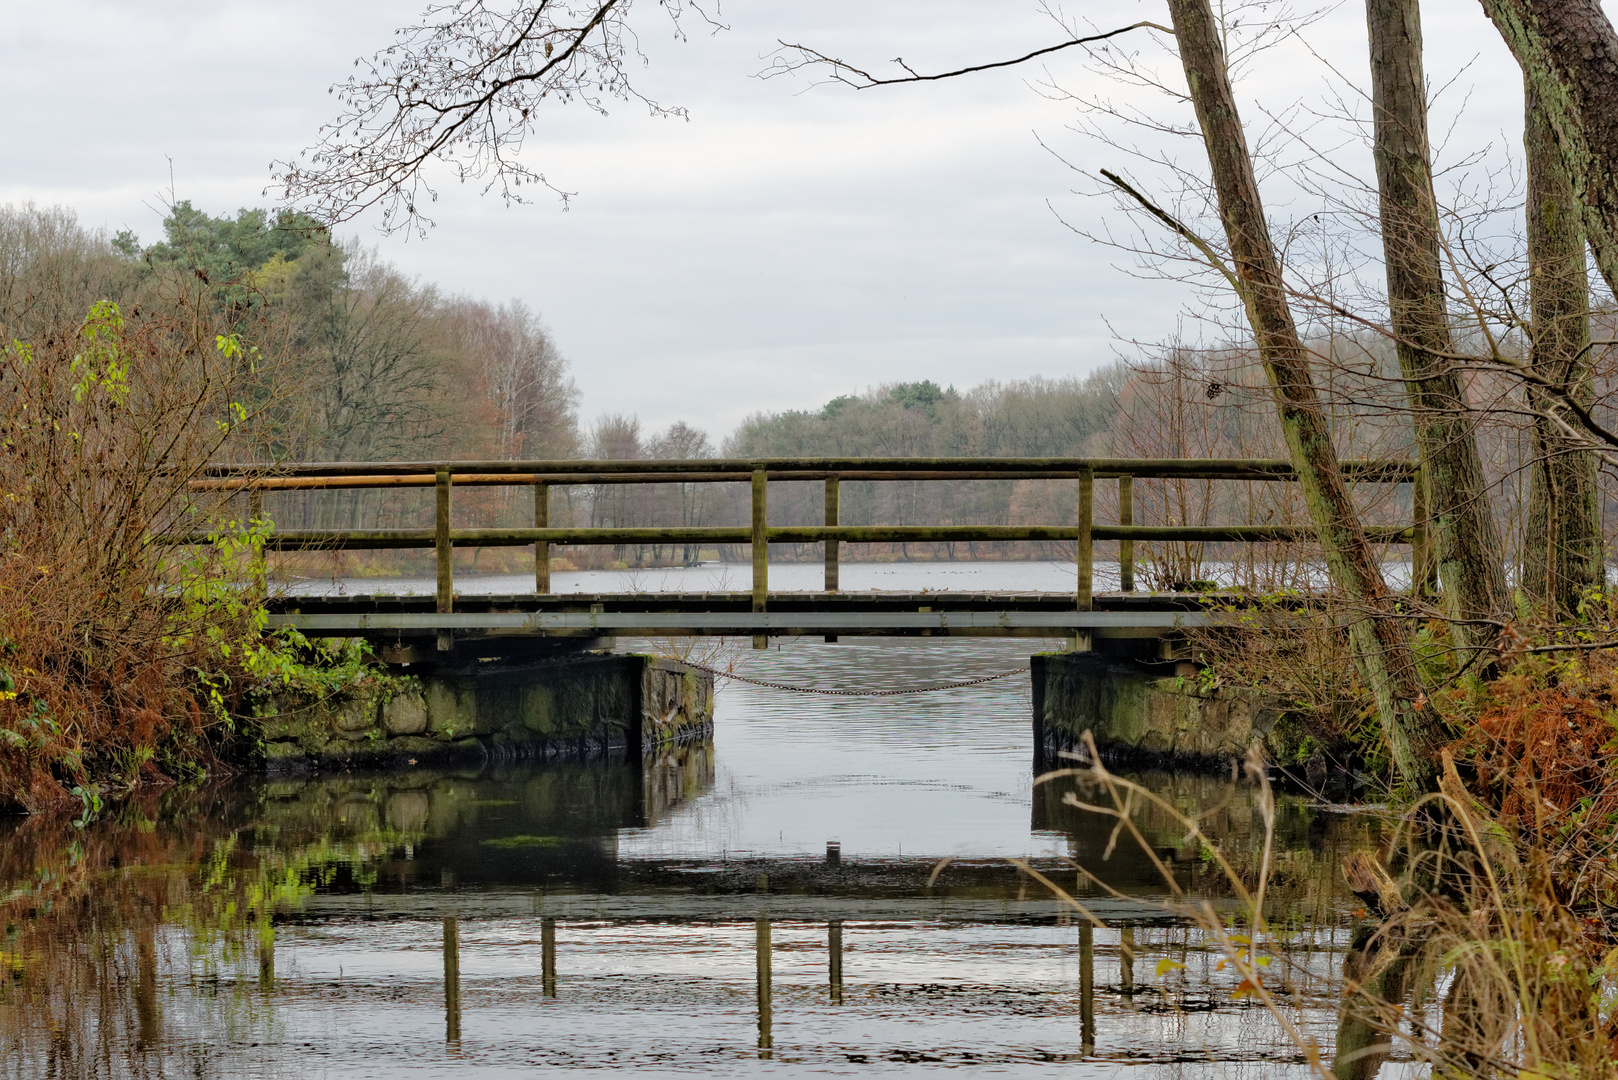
(1038, 719, 1618, 1077)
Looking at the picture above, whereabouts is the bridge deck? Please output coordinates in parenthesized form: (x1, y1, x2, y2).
(267, 590, 1225, 639)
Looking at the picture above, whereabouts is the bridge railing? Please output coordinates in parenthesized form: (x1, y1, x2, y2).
(186, 457, 1425, 630)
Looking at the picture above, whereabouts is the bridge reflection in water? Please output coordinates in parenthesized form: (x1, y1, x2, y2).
(0, 743, 1377, 1073)
(246, 753, 1370, 1061)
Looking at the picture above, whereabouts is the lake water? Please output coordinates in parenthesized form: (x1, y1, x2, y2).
(0, 631, 1401, 1077)
(282, 557, 1418, 597)
(284, 559, 1104, 597)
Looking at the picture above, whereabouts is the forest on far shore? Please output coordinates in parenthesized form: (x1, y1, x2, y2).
(7, 199, 1615, 584)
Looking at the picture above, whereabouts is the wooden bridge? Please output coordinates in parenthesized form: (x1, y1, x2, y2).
(191, 456, 1423, 655)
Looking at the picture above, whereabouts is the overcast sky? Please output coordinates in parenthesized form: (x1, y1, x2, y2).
(0, 0, 1535, 441)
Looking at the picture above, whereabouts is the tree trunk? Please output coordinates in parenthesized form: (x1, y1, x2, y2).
(1477, 0, 1618, 297)
(1365, 0, 1508, 656)
(1523, 77, 1602, 617)
(1166, 0, 1444, 788)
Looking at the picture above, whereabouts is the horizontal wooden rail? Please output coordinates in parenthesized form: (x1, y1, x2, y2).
(165, 523, 1415, 550)
(191, 472, 753, 491)
(775, 524, 1417, 544)
(193, 456, 1418, 484)
(193, 468, 1367, 490)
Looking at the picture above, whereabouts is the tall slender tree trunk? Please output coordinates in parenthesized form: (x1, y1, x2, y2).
(1523, 78, 1602, 617)
(1478, 0, 1618, 297)
(1365, 0, 1508, 655)
(1166, 0, 1444, 788)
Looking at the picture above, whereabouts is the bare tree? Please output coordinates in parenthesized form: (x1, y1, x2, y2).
(1522, 79, 1602, 616)
(1154, 0, 1443, 787)
(647, 421, 716, 563)
(1365, 0, 1507, 652)
(438, 297, 580, 458)
(1477, 0, 1618, 297)
(585, 412, 642, 562)
(288, 247, 449, 468)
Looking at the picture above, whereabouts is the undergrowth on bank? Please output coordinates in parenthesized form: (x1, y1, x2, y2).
(1050, 593, 1618, 1073)
(1040, 721, 1618, 1075)
(1064, 586, 1618, 1070)
(0, 297, 389, 814)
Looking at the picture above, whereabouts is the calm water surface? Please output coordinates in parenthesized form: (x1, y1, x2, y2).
(285, 559, 1103, 596)
(0, 631, 1403, 1077)
(284, 558, 1419, 597)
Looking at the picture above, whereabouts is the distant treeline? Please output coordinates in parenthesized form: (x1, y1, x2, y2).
(1, 201, 579, 533)
(3, 200, 1604, 581)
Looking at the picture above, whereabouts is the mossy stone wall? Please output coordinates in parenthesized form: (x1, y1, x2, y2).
(1032, 652, 1281, 769)
(251, 653, 713, 773)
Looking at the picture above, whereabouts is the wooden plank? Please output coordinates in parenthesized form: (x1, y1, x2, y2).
(193, 466, 1414, 489)
(541, 919, 556, 997)
(824, 477, 840, 644)
(752, 469, 768, 650)
(196, 456, 1420, 481)
(534, 482, 550, 595)
(1118, 475, 1134, 593)
(443, 917, 461, 1044)
(767, 525, 1406, 544)
(165, 523, 1415, 550)
(756, 919, 773, 1052)
(191, 472, 753, 491)
(1076, 466, 1094, 612)
(1079, 921, 1095, 1051)
(295, 890, 1184, 924)
(824, 478, 840, 592)
(1076, 466, 1094, 653)
(435, 469, 453, 652)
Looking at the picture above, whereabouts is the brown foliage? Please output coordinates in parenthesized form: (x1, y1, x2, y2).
(0, 292, 264, 811)
(1449, 651, 1618, 921)
(1471, 686, 1617, 828)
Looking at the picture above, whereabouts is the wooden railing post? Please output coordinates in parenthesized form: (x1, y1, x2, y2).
(1076, 465, 1094, 652)
(824, 477, 840, 591)
(435, 468, 453, 652)
(823, 477, 840, 644)
(534, 481, 551, 594)
(1118, 474, 1134, 593)
(752, 468, 768, 650)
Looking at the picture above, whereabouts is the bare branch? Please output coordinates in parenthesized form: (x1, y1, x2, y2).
(270, 0, 714, 234)
(766, 22, 1170, 90)
(1099, 169, 1244, 295)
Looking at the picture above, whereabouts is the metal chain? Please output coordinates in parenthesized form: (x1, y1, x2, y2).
(679, 660, 1024, 697)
